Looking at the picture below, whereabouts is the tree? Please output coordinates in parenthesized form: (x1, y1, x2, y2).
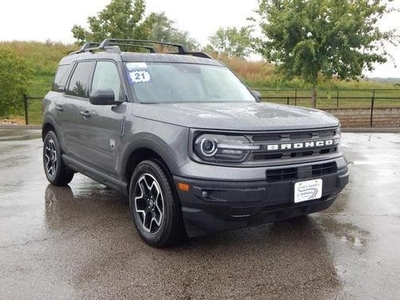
(72, 0, 148, 44)
(0, 46, 32, 116)
(145, 12, 199, 50)
(208, 26, 254, 58)
(71, 1, 199, 51)
(255, 0, 398, 107)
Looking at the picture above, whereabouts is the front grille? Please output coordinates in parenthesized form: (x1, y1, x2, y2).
(266, 168, 297, 182)
(266, 162, 337, 183)
(312, 162, 337, 176)
(249, 128, 340, 162)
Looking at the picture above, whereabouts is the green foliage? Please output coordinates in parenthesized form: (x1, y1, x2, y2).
(0, 41, 78, 97)
(144, 12, 199, 50)
(0, 46, 33, 116)
(71, 1, 199, 51)
(208, 26, 254, 58)
(256, 0, 398, 86)
(72, 0, 148, 44)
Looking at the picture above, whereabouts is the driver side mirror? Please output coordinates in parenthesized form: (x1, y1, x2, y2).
(89, 89, 122, 106)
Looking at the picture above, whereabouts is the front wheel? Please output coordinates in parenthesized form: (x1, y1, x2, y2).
(43, 131, 74, 186)
(129, 160, 183, 247)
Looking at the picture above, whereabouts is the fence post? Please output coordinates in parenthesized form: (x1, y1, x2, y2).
(370, 89, 375, 127)
(23, 94, 28, 125)
(336, 90, 339, 108)
(294, 89, 297, 106)
(286, 97, 290, 105)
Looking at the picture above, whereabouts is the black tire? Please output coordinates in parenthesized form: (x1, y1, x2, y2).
(129, 160, 183, 247)
(43, 131, 74, 186)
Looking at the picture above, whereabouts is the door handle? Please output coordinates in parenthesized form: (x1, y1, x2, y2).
(80, 111, 91, 118)
(55, 105, 63, 112)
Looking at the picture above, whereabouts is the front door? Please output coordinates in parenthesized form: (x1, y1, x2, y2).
(75, 60, 126, 177)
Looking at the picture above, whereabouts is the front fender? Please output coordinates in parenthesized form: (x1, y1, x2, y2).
(119, 122, 190, 181)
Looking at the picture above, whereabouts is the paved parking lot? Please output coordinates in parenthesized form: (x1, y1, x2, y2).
(0, 129, 399, 299)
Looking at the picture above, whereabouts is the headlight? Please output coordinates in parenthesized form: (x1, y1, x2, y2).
(194, 134, 260, 163)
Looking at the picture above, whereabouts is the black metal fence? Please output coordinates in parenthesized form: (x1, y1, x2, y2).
(23, 94, 43, 125)
(257, 88, 400, 109)
(22, 89, 400, 126)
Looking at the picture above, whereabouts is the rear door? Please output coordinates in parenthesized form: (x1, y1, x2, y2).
(63, 61, 95, 158)
(60, 61, 95, 158)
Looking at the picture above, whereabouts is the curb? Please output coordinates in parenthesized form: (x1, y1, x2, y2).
(0, 125, 41, 130)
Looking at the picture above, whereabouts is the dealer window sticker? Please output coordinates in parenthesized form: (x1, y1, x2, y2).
(126, 62, 148, 71)
(129, 70, 152, 83)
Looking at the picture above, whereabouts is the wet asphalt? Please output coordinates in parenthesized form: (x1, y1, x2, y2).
(0, 129, 399, 299)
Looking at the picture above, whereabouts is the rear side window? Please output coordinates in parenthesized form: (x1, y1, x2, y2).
(52, 65, 70, 92)
(66, 62, 94, 98)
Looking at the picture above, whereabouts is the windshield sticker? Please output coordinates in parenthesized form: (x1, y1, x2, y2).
(129, 70, 152, 83)
(126, 62, 148, 71)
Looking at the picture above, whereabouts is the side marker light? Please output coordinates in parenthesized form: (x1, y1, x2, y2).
(178, 182, 190, 192)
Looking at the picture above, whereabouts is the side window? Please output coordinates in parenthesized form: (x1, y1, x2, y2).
(91, 61, 122, 100)
(52, 65, 70, 92)
(66, 62, 94, 98)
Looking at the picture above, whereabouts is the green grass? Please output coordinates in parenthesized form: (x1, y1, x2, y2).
(0, 41, 77, 124)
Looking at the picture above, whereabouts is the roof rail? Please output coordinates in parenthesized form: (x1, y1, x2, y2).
(110, 43, 156, 53)
(184, 51, 213, 59)
(69, 38, 213, 59)
(69, 42, 100, 55)
(99, 38, 188, 54)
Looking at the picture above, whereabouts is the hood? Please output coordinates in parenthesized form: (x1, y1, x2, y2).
(132, 102, 339, 131)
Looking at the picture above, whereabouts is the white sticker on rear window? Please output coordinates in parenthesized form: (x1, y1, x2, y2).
(129, 70, 152, 83)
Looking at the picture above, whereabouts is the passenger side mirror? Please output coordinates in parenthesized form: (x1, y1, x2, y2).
(252, 90, 262, 103)
(89, 89, 122, 106)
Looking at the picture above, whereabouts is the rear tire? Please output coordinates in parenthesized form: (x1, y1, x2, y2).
(43, 131, 74, 186)
(129, 160, 183, 247)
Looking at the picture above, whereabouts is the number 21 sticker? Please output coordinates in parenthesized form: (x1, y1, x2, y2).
(129, 70, 152, 83)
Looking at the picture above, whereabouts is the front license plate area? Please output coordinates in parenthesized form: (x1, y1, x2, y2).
(294, 179, 323, 203)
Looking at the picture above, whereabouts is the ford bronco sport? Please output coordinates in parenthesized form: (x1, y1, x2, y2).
(42, 39, 349, 247)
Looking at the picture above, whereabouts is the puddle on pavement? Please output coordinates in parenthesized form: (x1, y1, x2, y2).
(44, 183, 127, 231)
(317, 216, 369, 252)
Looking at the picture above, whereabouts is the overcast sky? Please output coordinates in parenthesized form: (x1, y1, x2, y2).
(0, 0, 398, 78)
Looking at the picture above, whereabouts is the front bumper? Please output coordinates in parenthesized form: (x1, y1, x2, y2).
(174, 160, 349, 237)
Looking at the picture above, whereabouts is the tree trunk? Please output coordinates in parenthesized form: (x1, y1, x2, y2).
(311, 87, 317, 108)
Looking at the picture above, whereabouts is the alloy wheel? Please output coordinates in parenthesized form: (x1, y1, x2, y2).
(44, 139, 57, 177)
(134, 173, 164, 234)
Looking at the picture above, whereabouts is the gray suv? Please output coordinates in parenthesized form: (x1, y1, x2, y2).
(42, 39, 349, 247)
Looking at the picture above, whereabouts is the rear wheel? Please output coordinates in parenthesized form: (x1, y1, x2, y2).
(43, 131, 74, 186)
(129, 160, 183, 247)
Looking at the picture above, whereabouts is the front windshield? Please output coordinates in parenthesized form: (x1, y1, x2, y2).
(125, 62, 255, 103)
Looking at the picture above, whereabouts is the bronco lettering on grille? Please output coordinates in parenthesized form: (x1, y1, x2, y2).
(265, 139, 339, 151)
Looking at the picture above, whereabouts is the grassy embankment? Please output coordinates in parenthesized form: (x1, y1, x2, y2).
(0, 41, 77, 124)
(1, 41, 400, 124)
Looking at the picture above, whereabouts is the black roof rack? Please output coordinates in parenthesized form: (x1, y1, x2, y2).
(69, 38, 212, 59)
(110, 43, 156, 53)
(69, 42, 100, 55)
(99, 38, 188, 54)
(184, 51, 213, 59)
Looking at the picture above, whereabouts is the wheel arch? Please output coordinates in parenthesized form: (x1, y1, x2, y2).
(42, 122, 56, 141)
(123, 139, 181, 195)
